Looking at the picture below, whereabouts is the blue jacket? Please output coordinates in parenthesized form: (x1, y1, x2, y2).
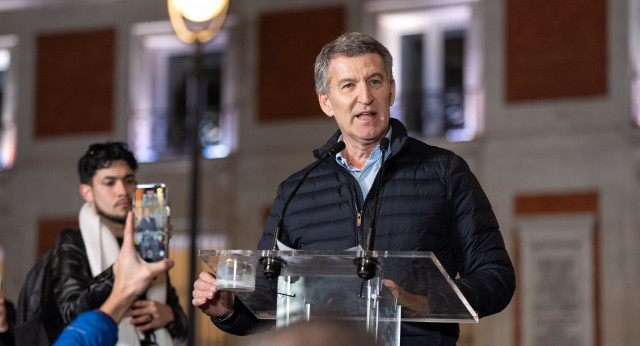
(54, 310, 117, 346)
(215, 119, 515, 345)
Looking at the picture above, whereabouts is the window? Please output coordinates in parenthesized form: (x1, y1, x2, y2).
(165, 51, 223, 157)
(0, 35, 17, 171)
(0, 54, 6, 117)
(129, 21, 236, 162)
(371, 0, 483, 142)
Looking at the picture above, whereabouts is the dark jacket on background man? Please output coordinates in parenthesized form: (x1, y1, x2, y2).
(50, 229, 188, 340)
(214, 119, 515, 345)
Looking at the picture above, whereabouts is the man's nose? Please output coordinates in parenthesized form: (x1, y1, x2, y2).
(358, 84, 374, 105)
(115, 180, 128, 195)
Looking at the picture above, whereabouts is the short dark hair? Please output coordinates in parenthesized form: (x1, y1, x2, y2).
(314, 32, 393, 95)
(77, 142, 138, 185)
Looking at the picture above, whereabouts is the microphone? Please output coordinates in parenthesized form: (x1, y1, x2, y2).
(261, 140, 346, 279)
(355, 137, 390, 280)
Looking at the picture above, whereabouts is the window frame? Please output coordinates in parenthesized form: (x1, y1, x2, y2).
(363, 0, 484, 142)
(0, 35, 18, 171)
(128, 20, 237, 162)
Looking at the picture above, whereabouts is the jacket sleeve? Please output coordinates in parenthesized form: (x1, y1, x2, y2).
(211, 295, 274, 335)
(165, 274, 188, 340)
(0, 328, 14, 346)
(213, 184, 287, 335)
(447, 155, 516, 318)
(51, 230, 114, 324)
(53, 310, 118, 346)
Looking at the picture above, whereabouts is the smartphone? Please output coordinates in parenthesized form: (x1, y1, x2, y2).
(133, 183, 170, 262)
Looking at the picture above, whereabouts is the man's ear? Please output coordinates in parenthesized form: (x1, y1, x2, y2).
(79, 184, 94, 204)
(389, 78, 396, 107)
(318, 93, 335, 118)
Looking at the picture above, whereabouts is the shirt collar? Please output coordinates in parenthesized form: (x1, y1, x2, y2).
(335, 126, 393, 171)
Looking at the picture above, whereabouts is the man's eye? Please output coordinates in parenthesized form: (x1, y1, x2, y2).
(341, 83, 353, 89)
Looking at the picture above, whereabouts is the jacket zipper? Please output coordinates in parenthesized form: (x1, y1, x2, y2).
(354, 188, 364, 246)
(348, 174, 365, 246)
(358, 150, 397, 248)
(336, 147, 398, 247)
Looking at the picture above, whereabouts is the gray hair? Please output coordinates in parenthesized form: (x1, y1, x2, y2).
(314, 32, 393, 95)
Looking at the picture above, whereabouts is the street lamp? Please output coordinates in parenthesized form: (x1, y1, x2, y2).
(167, 1, 229, 345)
(168, 0, 228, 43)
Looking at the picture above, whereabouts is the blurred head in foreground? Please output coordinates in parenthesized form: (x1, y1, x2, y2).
(252, 319, 381, 346)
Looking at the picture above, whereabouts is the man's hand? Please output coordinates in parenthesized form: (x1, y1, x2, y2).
(192, 271, 235, 318)
(383, 279, 430, 317)
(0, 291, 8, 333)
(102, 212, 174, 323)
(125, 300, 174, 332)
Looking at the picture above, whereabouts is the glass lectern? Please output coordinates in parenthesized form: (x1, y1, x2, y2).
(200, 250, 477, 346)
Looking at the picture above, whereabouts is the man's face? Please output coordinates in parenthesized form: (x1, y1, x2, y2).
(81, 160, 136, 224)
(318, 53, 395, 147)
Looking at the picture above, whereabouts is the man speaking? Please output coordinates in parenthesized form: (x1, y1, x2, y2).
(193, 32, 515, 345)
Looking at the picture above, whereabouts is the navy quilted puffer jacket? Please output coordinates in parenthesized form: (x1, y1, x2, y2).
(216, 119, 515, 344)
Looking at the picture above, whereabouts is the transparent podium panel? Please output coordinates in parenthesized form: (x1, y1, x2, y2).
(200, 250, 477, 345)
(276, 275, 400, 346)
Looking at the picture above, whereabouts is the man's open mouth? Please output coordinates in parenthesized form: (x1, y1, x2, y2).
(356, 112, 376, 119)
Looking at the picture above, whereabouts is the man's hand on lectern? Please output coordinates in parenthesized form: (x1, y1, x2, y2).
(192, 271, 236, 318)
(383, 279, 430, 317)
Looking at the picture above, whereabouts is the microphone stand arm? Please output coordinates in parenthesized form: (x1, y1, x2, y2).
(261, 141, 346, 279)
(356, 138, 389, 280)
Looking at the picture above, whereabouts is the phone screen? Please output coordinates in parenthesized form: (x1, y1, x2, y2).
(133, 183, 170, 262)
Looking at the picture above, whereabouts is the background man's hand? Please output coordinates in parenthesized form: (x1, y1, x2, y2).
(103, 212, 174, 323)
(125, 299, 174, 332)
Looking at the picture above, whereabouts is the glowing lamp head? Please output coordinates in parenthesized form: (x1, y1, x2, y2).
(168, 0, 229, 43)
(173, 0, 227, 22)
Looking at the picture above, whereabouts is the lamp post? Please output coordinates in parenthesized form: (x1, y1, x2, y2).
(167, 1, 229, 345)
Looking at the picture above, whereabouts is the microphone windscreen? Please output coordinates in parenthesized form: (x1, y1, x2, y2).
(329, 141, 346, 155)
(380, 137, 390, 151)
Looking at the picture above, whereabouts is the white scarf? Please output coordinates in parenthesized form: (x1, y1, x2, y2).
(79, 203, 175, 346)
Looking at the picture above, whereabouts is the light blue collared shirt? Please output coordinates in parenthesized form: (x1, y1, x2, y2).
(335, 126, 392, 199)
